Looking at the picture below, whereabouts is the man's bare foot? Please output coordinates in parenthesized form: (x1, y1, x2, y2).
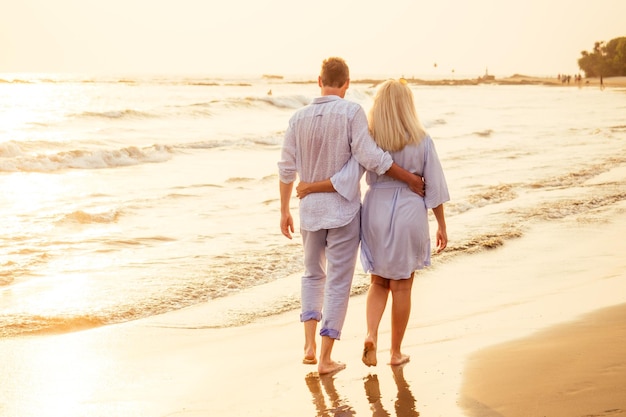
(303, 343, 317, 365)
(389, 353, 410, 366)
(318, 360, 346, 375)
(362, 340, 377, 367)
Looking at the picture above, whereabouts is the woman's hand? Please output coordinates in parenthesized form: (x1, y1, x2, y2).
(435, 227, 447, 253)
(296, 181, 312, 199)
(296, 179, 335, 199)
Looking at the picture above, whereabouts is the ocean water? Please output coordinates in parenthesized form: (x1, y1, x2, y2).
(1, 74, 625, 338)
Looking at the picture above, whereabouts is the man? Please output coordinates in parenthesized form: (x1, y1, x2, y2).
(278, 57, 424, 375)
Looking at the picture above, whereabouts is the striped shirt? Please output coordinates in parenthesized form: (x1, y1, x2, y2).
(278, 95, 392, 231)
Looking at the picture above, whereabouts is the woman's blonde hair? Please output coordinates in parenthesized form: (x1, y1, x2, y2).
(368, 79, 426, 152)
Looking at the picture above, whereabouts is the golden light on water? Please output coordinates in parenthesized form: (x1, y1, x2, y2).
(2, 173, 67, 216)
(0, 170, 113, 306)
(0, 81, 58, 137)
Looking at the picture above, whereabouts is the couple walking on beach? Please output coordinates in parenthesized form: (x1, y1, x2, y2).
(278, 57, 449, 375)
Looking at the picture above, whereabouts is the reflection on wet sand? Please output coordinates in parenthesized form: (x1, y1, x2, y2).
(305, 372, 356, 416)
(304, 365, 419, 417)
(364, 374, 390, 417)
(365, 366, 419, 417)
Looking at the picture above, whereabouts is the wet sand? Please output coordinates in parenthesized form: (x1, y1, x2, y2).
(462, 303, 626, 417)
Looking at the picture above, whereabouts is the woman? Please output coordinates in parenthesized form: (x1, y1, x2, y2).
(296, 79, 449, 367)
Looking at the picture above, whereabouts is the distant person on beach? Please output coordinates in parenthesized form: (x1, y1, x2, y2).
(278, 58, 425, 375)
(297, 79, 449, 367)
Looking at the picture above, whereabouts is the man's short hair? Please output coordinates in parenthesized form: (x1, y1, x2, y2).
(320, 57, 349, 88)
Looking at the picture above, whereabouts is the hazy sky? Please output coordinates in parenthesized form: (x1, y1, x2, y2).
(2, 0, 625, 77)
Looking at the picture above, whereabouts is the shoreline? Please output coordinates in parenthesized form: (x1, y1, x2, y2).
(0, 199, 624, 416)
(352, 75, 626, 87)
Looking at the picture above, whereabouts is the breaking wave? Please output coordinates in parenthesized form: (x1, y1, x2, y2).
(73, 109, 157, 119)
(57, 209, 122, 225)
(0, 144, 174, 172)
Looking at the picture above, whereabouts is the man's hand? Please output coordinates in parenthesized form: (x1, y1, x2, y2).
(279, 181, 295, 239)
(280, 212, 294, 239)
(408, 173, 425, 197)
(384, 163, 425, 197)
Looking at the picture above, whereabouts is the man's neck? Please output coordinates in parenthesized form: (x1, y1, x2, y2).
(318, 76, 349, 98)
(321, 86, 345, 98)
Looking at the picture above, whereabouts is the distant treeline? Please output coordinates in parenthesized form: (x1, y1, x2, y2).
(578, 37, 626, 77)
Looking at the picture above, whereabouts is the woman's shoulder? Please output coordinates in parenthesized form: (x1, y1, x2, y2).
(403, 133, 432, 151)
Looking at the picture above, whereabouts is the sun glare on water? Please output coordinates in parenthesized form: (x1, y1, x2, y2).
(2, 172, 68, 216)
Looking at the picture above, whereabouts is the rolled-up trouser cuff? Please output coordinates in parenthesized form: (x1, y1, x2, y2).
(320, 328, 341, 340)
(300, 311, 322, 322)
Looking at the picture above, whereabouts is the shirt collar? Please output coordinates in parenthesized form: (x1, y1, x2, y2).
(312, 95, 342, 104)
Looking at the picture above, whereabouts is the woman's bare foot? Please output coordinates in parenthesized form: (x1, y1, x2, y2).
(318, 360, 346, 375)
(362, 340, 377, 367)
(389, 353, 410, 366)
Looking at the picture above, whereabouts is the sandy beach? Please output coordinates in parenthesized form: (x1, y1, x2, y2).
(463, 303, 626, 417)
(1, 179, 625, 416)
